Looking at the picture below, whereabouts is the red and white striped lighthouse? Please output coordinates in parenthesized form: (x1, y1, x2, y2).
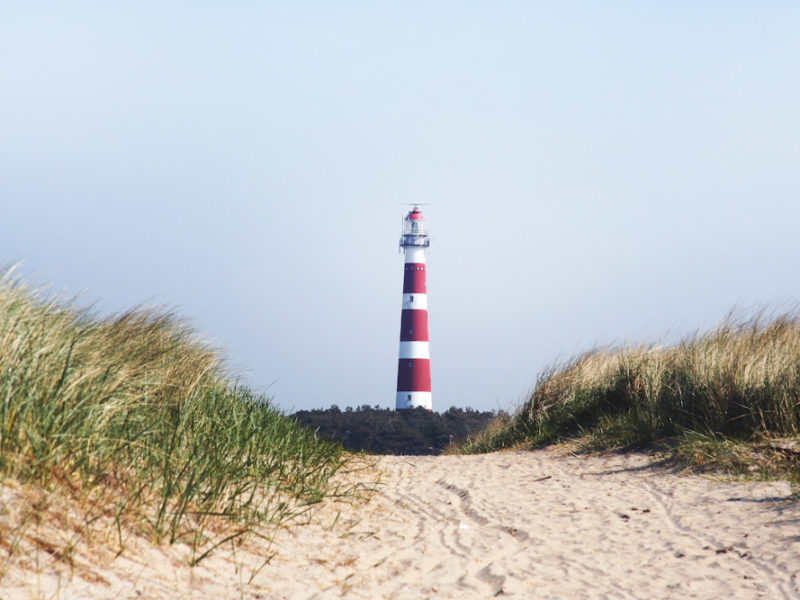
(396, 206, 432, 411)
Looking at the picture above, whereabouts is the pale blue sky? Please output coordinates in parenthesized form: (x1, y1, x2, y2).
(2, 2, 799, 412)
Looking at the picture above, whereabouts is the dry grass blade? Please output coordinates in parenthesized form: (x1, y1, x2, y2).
(0, 271, 361, 575)
(461, 310, 800, 484)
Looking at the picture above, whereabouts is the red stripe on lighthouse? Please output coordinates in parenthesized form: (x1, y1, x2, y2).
(396, 359, 432, 392)
(399, 310, 429, 341)
(402, 263, 427, 293)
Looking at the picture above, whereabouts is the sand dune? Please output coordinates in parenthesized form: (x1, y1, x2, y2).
(4, 448, 799, 599)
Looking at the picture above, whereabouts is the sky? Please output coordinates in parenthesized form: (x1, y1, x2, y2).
(1, 2, 799, 413)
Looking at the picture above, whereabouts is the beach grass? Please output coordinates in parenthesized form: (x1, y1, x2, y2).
(460, 311, 800, 483)
(0, 271, 360, 569)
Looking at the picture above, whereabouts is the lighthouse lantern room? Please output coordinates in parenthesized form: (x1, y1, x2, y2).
(396, 206, 432, 411)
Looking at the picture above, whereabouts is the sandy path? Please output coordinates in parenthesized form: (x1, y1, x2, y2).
(5, 449, 800, 599)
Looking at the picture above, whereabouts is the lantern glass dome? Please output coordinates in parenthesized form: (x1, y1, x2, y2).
(402, 209, 426, 236)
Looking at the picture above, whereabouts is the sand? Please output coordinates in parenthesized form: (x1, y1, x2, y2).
(3, 448, 799, 599)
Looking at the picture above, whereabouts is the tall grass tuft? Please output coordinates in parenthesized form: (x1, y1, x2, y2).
(0, 271, 355, 565)
(462, 312, 800, 459)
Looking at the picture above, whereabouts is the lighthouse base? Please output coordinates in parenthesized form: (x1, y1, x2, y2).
(396, 391, 432, 411)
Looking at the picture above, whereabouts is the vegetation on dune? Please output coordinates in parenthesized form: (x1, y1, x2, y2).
(0, 272, 362, 570)
(460, 312, 800, 483)
(292, 405, 499, 455)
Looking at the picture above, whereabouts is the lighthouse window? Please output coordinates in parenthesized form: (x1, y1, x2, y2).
(408, 361, 412, 368)
(410, 295, 414, 301)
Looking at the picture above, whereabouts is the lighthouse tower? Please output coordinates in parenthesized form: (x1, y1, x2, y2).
(396, 206, 432, 411)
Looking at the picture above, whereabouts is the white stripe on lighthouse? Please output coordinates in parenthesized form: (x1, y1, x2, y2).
(398, 341, 430, 359)
(403, 247, 427, 263)
(402, 293, 428, 310)
(396, 391, 432, 410)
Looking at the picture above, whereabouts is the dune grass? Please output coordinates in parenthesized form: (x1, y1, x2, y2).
(460, 312, 800, 482)
(0, 272, 361, 568)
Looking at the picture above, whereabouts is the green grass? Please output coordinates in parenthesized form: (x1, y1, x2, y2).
(0, 271, 361, 566)
(460, 311, 800, 483)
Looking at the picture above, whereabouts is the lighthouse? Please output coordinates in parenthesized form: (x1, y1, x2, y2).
(396, 206, 432, 411)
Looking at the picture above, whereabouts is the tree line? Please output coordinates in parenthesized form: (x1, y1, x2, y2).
(291, 405, 500, 455)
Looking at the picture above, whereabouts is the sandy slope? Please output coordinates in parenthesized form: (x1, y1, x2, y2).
(4, 448, 800, 599)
